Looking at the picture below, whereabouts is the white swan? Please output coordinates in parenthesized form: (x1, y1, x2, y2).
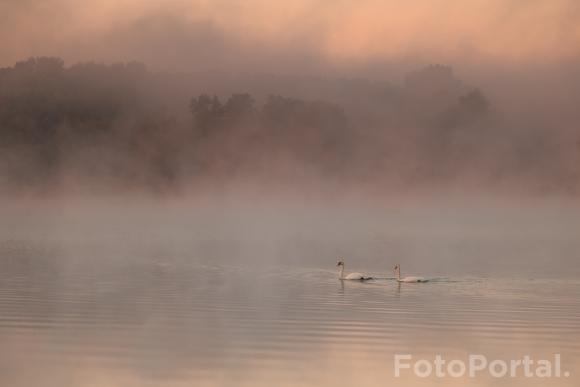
(394, 264, 428, 283)
(337, 260, 373, 280)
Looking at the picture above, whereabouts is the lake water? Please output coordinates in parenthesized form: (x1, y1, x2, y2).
(1, 197, 579, 386)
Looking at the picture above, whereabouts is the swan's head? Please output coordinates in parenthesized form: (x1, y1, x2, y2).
(336, 261, 344, 267)
(393, 264, 400, 271)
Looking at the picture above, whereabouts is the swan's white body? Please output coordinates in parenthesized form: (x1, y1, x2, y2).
(344, 272, 368, 280)
(337, 261, 372, 281)
(394, 264, 428, 283)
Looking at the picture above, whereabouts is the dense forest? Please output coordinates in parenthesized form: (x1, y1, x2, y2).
(0, 57, 577, 193)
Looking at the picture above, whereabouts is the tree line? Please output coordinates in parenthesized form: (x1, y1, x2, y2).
(0, 57, 576, 193)
(0, 57, 354, 190)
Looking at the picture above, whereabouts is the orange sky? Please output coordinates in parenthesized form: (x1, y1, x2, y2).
(1, 0, 580, 72)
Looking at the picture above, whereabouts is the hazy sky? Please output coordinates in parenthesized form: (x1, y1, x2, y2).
(2, 0, 580, 75)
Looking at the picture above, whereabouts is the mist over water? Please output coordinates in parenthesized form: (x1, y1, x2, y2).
(1, 195, 580, 386)
(2, 195, 580, 278)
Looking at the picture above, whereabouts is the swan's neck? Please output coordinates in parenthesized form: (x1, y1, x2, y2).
(395, 267, 401, 281)
(338, 265, 344, 279)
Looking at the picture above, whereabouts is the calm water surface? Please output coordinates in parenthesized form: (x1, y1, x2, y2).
(1, 200, 579, 386)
